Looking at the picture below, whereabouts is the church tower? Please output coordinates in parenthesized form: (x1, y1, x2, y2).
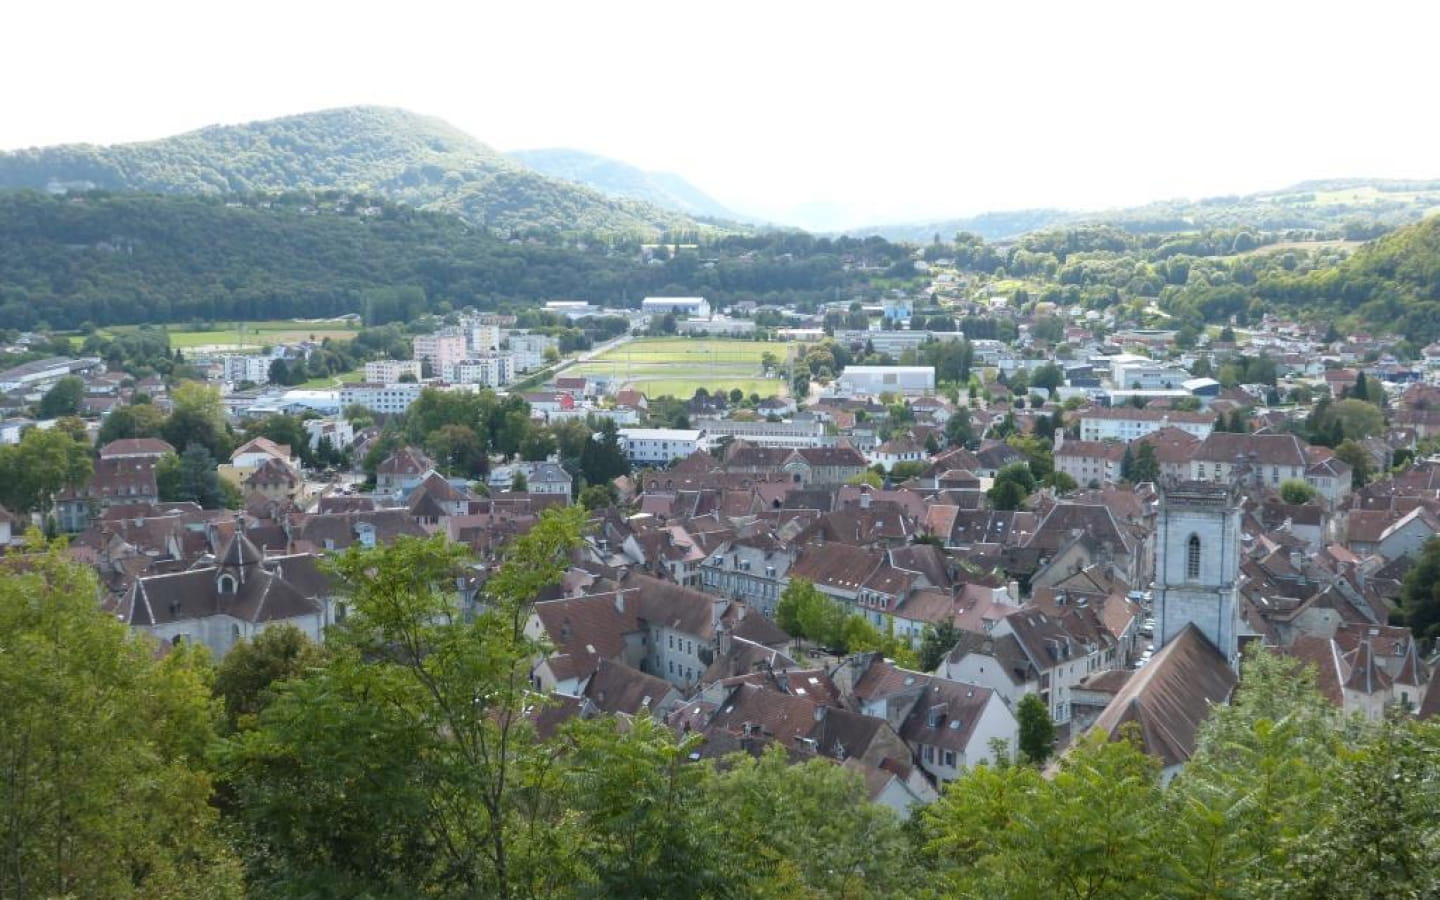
(1153, 478, 1242, 668)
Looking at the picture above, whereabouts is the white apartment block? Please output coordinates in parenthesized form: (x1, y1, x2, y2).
(469, 323, 501, 355)
(223, 355, 272, 385)
(506, 331, 558, 372)
(642, 296, 711, 318)
(363, 359, 423, 383)
(443, 355, 514, 387)
(1077, 408, 1215, 442)
(617, 428, 706, 465)
(412, 332, 467, 372)
(339, 382, 424, 416)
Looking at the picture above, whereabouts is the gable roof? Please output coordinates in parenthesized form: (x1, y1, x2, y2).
(1087, 624, 1236, 767)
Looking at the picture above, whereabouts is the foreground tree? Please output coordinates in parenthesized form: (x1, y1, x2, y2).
(0, 535, 241, 897)
(219, 507, 586, 897)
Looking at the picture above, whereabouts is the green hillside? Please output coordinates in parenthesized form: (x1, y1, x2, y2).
(0, 191, 910, 331)
(0, 107, 706, 235)
(860, 179, 1440, 243)
(509, 148, 741, 221)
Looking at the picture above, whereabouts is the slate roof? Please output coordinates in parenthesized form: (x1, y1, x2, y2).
(1087, 624, 1236, 767)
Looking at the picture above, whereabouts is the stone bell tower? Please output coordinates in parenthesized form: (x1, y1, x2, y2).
(1152, 478, 1242, 669)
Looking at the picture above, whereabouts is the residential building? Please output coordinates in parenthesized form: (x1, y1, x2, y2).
(1077, 407, 1216, 442)
(506, 331, 558, 372)
(375, 446, 437, 494)
(411, 332, 467, 372)
(339, 382, 424, 416)
(223, 355, 272, 385)
(442, 355, 514, 387)
(363, 359, 422, 383)
(114, 531, 333, 661)
(618, 428, 706, 465)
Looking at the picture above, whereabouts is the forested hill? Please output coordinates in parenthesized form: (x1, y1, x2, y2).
(862, 179, 1440, 243)
(1252, 214, 1440, 340)
(0, 107, 709, 236)
(0, 191, 912, 330)
(508, 148, 741, 221)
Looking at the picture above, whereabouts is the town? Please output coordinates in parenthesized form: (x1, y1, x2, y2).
(2, 273, 1436, 821)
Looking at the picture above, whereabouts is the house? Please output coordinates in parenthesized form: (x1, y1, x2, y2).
(1281, 627, 1429, 720)
(834, 654, 1017, 784)
(871, 437, 926, 473)
(782, 446, 870, 485)
(244, 457, 303, 503)
(112, 531, 333, 660)
(55, 454, 165, 532)
(1188, 432, 1309, 488)
(375, 446, 437, 495)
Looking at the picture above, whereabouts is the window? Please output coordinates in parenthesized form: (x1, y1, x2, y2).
(943, 750, 957, 768)
(668, 635, 674, 649)
(1186, 534, 1201, 580)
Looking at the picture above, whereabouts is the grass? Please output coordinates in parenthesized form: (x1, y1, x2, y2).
(97, 319, 361, 351)
(621, 377, 781, 399)
(296, 367, 362, 389)
(586, 338, 781, 365)
(567, 338, 788, 399)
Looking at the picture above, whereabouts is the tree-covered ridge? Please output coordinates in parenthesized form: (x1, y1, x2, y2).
(0, 106, 706, 235)
(864, 178, 1440, 243)
(0, 191, 914, 330)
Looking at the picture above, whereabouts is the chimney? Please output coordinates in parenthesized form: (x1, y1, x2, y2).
(712, 596, 727, 628)
(614, 589, 625, 614)
(717, 622, 732, 657)
(1007, 579, 1020, 603)
(814, 704, 827, 722)
(860, 487, 872, 509)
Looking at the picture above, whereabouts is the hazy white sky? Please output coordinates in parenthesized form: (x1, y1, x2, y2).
(5, 0, 1437, 229)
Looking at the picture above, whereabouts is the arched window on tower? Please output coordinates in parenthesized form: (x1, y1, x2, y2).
(1186, 534, 1202, 580)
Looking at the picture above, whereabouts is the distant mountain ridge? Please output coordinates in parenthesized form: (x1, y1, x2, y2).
(854, 178, 1440, 243)
(508, 148, 741, 221)
(0, 106, 709, 235)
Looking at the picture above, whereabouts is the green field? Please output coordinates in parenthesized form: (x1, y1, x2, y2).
(91, 319, 361, 351)
(297, 367, 363, 389)
(566, 338, 789, 399)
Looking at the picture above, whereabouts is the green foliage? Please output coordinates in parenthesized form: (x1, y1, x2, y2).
(0, 536, 242, 897)
(95, 401, 168, 446)
(159, 443, 229, 509)
(37, 374, 84, 418)
(1279, 478, 1317, 505)
(1396, 537, 1440, 649)
(213, 624, 329, 733)
(219, 508, 586, 896)
(1334, 439, 1373, 488)
(0, 423, 92, 514)
(0, 191, 913, 331)
(918, 620, 963, 671)
(1016, 693, 1056, 765)
(925, 729, 1164, 899)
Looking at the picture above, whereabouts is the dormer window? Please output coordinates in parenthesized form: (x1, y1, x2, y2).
(217, 573, 237, 594)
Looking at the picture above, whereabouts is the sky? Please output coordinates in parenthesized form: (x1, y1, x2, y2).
(5, 0, 1439, 231)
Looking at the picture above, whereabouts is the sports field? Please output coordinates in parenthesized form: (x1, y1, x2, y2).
(566, 338, 789, 399)
(95, 319, 361, 352)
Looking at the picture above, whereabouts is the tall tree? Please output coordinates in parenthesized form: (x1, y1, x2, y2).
(0, 536, 241, 897)
(219, 507, 586, 896)
(1016, 693, 1056, 765)
(37, 375, 84, 418)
